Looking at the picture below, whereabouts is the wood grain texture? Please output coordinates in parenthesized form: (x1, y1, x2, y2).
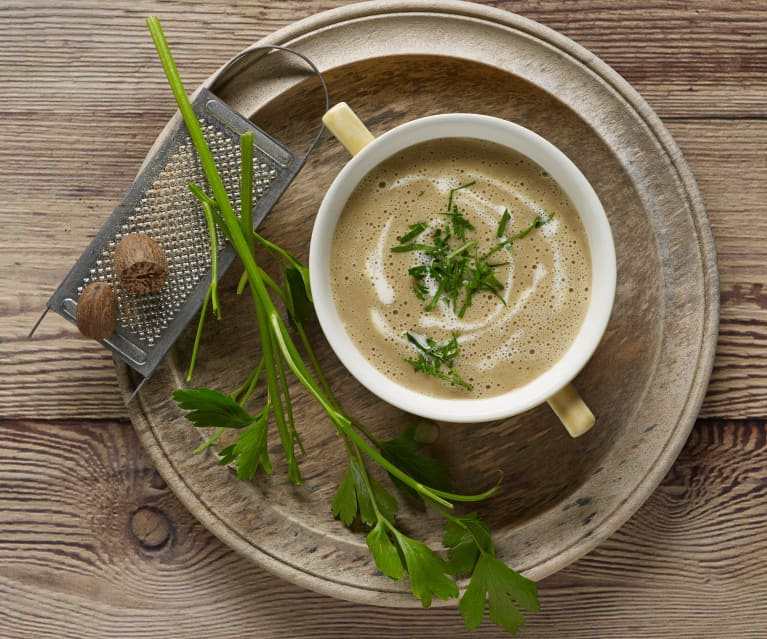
(0, 0, 765, 637)
(1, 418, 765, 638)
(666, 120, 767, 419)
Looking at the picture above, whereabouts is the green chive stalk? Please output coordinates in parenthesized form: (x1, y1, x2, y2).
(147, 16, 496, 504)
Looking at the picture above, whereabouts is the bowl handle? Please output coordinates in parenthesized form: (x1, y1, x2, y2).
(322, 102, 375, 156)
(547, 384, 595, 437)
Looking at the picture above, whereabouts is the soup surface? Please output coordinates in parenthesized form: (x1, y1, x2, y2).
(330, 138, 591, 399)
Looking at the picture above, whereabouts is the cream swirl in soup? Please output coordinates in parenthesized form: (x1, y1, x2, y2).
(329, 138, 591, 400)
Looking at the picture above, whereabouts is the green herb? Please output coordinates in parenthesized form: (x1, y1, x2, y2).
(443, 512, 539, 633)
(399, 222, 429, 244)
(333, 450, 458, 607)
(380, 421, 451, 500)
(148, 16, 536, 633)
(405, 332, 473, 390)
(485, 212, 555, 261)
(445, 181, 476, 240)
(393, 183, 552, 319)
(392, 186, 554, 388)
(217, 406, 272, 480)
(497, 209, 511, 238)
(173, 387, 254, 429)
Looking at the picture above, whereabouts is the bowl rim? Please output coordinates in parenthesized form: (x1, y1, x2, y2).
(310, 112, 617, 422)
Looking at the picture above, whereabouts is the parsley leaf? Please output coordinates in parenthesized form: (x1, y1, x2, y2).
(460, 554, 539, 633)
(399, 221, 429, 244)
(443, 512, 492, 574)
(284, 265, 314, 326)
(366, 521, 405, 580)
(445, 181, 477, 240)
(485, 212, 555, 260)
(392, 182, 554, 319)
(331, 464, 358, 527)
(497, 208, 511, 238)
(380, 421, 451, 500)
(335, 446, 457, 608)
(217, 407, 272, 480)
(391, 529, 459, 607)
(173, 388, 254, 429)
(331, 457, 398, 527)
(444, 513, 539, 634)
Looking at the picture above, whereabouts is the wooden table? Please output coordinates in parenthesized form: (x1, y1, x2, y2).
(2, 1, 765, 637)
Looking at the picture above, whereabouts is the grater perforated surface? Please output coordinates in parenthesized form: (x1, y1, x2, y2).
(80, 125, 278, 348)
(46, 87, 303, 380)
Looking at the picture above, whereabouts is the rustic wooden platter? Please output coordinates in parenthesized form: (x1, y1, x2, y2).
(119, 0, 719, 607)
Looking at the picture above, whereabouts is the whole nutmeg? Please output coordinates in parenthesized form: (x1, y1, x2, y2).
(76, 281, 117, 340)
(114, 233, 168, 294)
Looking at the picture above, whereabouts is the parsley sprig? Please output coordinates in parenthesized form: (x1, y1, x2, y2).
(405, 332, 473, 390)
(392, 183, 553, 389)
(443, 512, 540, 633)
(149, 17, 537, 633)
(393, 184, 553, 318)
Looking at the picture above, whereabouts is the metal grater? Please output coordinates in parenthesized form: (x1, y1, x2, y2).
(34, 46, 328, 397)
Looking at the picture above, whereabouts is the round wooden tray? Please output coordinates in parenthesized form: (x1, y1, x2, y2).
(120, 0, 719, 607)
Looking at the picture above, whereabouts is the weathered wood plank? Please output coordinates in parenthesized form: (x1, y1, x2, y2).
(0, 1, 766, 119)
(665, 120, 767, 419)
(2, 2, 766, 637)
(1, 417, 765, 637)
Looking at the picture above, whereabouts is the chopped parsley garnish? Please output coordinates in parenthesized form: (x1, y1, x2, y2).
(392, 183, 553, 319)
(405, 332, 473, 390)
(392, 182, 554, 388)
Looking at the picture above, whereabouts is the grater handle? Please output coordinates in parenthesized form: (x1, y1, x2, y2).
(215, 44, 330, 162)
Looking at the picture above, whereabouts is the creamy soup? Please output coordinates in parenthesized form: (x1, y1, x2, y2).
(329, 138, 591, 400)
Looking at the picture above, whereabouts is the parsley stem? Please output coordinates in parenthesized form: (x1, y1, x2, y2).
(240, 132, 253, 238)
(257, 268, 286, 303)
(343, 422, 453, 508)
(347, 417, 382, 448)
(275, 331, 303, 460)
(446, 180, 476, 211)
(190, 183, 231, 242)
(267, 315, 460, 507)
(231, 358, 265, 405)
(424, 279, 446, 312)
(193, 426, 226, 455)
(497, 208, 510, 238)
(149, 16, 305, 485)
(391, 243, 435, 253)
(294, 322, 336, 406)
(148, 18, 238, 228)
(236, 270, 248, 295)
(351, 443, 387, 520)
(429, 480, 501, 504)
(445, 240, 476, 261)
(186, 287, 211, 382)
(200, 201, 221, 319)
(257, 297, 299, 484)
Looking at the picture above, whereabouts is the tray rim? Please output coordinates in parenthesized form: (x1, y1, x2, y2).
(120, 0, 719, 607)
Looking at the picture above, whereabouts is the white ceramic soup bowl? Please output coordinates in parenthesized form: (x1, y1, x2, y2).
(310, 104, 615, 435)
